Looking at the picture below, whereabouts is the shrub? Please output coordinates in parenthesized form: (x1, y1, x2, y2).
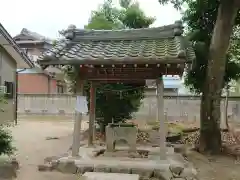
(0, 126, 15, 156)
(0, 94, 15, 156)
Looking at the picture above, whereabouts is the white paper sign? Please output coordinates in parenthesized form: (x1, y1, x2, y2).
(76, 96, 88, 113)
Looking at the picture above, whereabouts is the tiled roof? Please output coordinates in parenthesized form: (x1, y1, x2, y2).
(21, 28, 46, 41)
(38, 21, 195, 65)
(0, 24, 34, 68)
(14, 28, 52, 44)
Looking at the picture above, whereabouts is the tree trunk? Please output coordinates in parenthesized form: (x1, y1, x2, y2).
(224, 87, 229, 130)
(199, 0, 238, 154)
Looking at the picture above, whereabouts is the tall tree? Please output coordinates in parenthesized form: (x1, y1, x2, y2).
(159, 0, 240, 153)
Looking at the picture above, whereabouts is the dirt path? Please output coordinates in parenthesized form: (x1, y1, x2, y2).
(10, 119, 87, 180)
(186, 150, 240, 180)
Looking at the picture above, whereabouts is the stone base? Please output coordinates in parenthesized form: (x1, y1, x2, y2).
(81, 172, 139, 180)
(39, 146, 197, 180)
(56, 157, 174, 179)
(106, 125, 137, 152)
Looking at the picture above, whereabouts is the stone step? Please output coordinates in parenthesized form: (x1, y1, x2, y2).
(81, 172, 139, 180)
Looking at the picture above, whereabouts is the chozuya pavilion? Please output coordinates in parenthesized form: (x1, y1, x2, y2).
(37, 20, 194, 159)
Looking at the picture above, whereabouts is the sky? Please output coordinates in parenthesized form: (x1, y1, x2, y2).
(0, 0, 181, 39)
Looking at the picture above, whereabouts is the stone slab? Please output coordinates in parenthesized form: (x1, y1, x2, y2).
(78, 145, 175, 158)
(73, 158, 170, 172)
(82, 172, 139, 180)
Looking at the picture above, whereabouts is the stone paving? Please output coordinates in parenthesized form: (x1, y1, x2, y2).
(39, 145, 197, 180)
(81, 172, 139, 180)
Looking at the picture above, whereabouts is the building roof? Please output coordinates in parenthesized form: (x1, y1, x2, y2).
(38, 21, 195, 66)
(0, 24, 34, 68)
(14, 28, 52, 45)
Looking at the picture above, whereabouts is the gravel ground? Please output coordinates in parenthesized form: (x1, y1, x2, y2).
(7, 118, 240, 180)
(9, 119, 89, 180)
(187, 150, 240, 180)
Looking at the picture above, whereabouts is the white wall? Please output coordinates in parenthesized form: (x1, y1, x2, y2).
(0, 46, 17, 124)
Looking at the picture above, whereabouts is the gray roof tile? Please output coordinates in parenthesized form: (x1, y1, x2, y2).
(38, 21, 195, 65)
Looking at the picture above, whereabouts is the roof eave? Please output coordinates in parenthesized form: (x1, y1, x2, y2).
(15, 40, 52, 45)
(38, 56, 191, 66)
(0, 24, 34, 68)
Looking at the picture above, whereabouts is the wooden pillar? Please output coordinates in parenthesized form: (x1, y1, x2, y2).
(72, 80, 84, 157)
(88, 82, 96, 146)
(156, 77, 166, 159)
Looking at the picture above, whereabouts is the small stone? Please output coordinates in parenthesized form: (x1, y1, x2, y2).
(169, 164, 184, 177)
(118, 167, 131, 174)
(166, 142, 173, 147)
(94, 164, 110, 172)
(38, 164, 52, 171)
(11, 158, 19, 170)
(181, 168, 197, 179)
(45, 136, 59, 140)
(57, 160, 77, 174)
(131, 167, 153, 178)
(128, 152, 140, 158)
(154, 171, 172, 180)
(77, 165, 94, 174)
(51, 160, 59, 169)
(173, 144, 186, 154)
(110, 166, 126, 173)
(44, 156, 59, 163)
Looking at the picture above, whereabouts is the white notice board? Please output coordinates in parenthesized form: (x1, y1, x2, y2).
(76, 96, 88, 113)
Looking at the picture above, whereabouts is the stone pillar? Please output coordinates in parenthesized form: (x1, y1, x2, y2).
(72, 80, 84, 157)
(156, 77, 166, 159)
(88, 81, 96, 147)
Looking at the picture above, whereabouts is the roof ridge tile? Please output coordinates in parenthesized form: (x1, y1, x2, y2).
(60, 21, 183, 41)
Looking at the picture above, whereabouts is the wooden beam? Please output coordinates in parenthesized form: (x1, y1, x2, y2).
(39, 57, 190, 66)
(90, 80, 146, 84)
(83, 63, 183, 69)
(156, 77, 166, 159)
(79, 71, 182, 80)
(88, 82, 96, 147)
(72, 80, 84, 157)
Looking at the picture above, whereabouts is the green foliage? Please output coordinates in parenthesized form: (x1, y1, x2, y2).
(63, 0, 155, 127)
(85, 0, 155, 30)
(119, 2, 155, 29)
(84, 82, 145, 126)
(159, 0, 240, 93)
(85, 0, 123, 30)
(0, 125, 15, 156)
(158, 0, 184, 10)
(62, 65, 79, 93)
(0, 94, 15, 156)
